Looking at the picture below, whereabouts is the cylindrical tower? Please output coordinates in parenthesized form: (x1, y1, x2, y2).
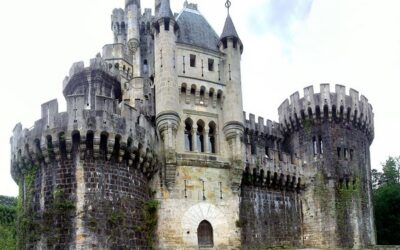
(125, 0, 141, 77)
(111, 8, 127, 44)
(153, 0, 180, 188)
(278, 84, 375, 248)
(10, 57, 159, 249)
(218, 12, 245, 190)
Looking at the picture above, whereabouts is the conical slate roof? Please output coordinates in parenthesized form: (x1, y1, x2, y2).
(176, 7, 220, 52)
(220, 14, 240, 40)
(156, 0, 174, 21)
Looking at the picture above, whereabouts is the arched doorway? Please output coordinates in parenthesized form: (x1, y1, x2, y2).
(197, 220, 213, 247)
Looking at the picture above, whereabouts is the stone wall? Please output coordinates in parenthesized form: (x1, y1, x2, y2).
(17, 148, 151, 249)
(240, 186, 302, 249)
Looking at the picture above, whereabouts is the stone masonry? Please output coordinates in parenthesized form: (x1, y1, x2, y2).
(10, 0, 376, 249)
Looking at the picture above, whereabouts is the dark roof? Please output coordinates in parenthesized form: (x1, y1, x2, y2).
(176, 8, 220, 52)
(220, 14, 240, 40)
(156, 0, 174, 21)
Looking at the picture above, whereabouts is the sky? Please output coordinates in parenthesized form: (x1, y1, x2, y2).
(1, 0, 400, 197)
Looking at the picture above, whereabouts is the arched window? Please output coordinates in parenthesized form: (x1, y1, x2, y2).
(184, 118, 193, 151)
(200, 86, 206, 105)
(197, 120, 205, 153)
(197, 220, 213, 248)
(208, 122, 216, 154)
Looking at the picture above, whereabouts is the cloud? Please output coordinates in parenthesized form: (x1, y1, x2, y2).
(248, 0, 313, 43)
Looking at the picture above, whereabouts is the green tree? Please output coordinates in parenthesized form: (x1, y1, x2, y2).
(0, 196, 17, 250)
(373, 156, 400, 245)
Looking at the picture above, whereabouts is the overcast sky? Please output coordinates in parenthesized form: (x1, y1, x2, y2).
(1, 0, 399, 197)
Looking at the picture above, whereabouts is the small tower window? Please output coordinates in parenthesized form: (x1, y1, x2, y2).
(208, 122, 216, 154)
(344, 148, 348, 160)
(350, 149, 354, 161)
(313, 136, 317, 156)
(319, 136, 323, 154)
(265, 146, 270, 158)
(164, 19, 170, 31)
(197, 120, 205, 153)
(190, 54, 196, 67)
(337, 147, 341, 159)
(208, 59, 214, 71)
(184, 119, 193, 151)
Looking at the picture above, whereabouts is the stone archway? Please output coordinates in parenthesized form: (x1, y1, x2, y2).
(181, 202, 229, 247)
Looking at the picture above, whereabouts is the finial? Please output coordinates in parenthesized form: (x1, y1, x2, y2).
(225, 0, 231, 14)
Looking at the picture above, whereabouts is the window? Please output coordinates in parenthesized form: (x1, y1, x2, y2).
(190, 54, 196, 67)
(197, 120, 205, 152)
(337, 147, 341, 159)
(208, 58, 214, 71)
(198, 220, 213, 248)
(319, 136, 323, 154)
(344, 148, 348, 160)
(143, 59, 148, 74)
(208, 122, 216, 154)
(350, 149, 354, 161)
(265, 147, 270, 158)
(184, 119, 193, 151)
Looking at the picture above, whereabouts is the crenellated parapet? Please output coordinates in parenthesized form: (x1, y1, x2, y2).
(243, 112, 283, 139)
(10, 56, 159, 183)
(278, 84, 374, 141)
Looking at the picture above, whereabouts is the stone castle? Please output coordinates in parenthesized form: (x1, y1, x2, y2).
(10, 0, 376, 249)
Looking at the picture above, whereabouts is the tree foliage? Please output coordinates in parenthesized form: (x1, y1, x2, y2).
(373, 156, 400, 245)
(0, 195, 17, 249)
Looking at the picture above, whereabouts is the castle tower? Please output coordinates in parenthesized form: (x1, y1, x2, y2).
(278, 84, 376, 248)
(111, 8, 127, 44)
(219, 4, 245, 190)
(10, 56, 159, 249)
(125, 0, 142, 77)
(153, 0, 181, 188)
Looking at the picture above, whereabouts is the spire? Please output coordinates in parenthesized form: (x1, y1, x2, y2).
(220, 0, 240, 40)
(156, 0, 174, 21)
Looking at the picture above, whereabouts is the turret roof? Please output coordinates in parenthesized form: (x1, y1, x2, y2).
(156, 0, 174, 21)
(220, 14, 240, 41)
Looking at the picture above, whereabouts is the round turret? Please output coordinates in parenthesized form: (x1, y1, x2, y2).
(10, 56, 159, 249)
(278, 83, 375, 248)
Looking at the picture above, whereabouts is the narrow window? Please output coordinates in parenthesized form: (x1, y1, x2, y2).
(184, 119, 193, 151)
(199, 87, 205, 105)
(344, 148, 348, 160)
(208, 59, 214, 71)
(350, 149, 354, 161)
(197, 121, 205, 152)
(190, 54, 196, 67)
(208, 122, 216, 154)
(313, 136, 317, 156)
(265, 146, 270, 158)
(164, 20, 170, 31)
(319, 136, 323, 154)
(337, 147, 341, 159)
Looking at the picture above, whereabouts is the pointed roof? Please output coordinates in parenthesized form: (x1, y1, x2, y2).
(176, 6, 220, 52)
(156, 0, 174, 21)
(220, 14, 240, 40)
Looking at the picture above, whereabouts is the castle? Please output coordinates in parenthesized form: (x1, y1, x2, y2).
(10, 0, 376, 249)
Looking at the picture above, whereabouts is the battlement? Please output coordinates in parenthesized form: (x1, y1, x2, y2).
(10, 100, 157, 182)
(243, 112, 283, 139)
(63, 55, 121, 95)
(278, 84, 374, 140)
